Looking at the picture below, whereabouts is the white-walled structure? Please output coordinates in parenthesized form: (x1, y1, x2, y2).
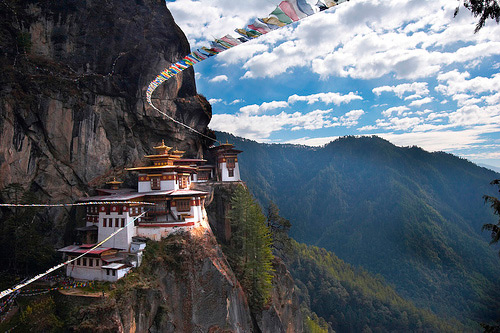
(59, 140, 244, 282)
(210, 143, 242, 182)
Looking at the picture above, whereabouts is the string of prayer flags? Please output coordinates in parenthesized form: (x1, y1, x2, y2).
(0, 201, 156, 208)
(0, 211, 148, 300)
(145, 0, 349, 133)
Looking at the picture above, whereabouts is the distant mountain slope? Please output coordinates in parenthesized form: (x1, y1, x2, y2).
(215, 131, 500, 324)
(287, 241, 465, 332)
(478, 163, 500, 173)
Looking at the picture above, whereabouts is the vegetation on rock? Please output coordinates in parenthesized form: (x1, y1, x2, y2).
(224, 185, 274, 311)
(215, 131, 500, 325)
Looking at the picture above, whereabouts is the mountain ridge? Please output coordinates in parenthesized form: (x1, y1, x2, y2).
(214, 130, 500, 324)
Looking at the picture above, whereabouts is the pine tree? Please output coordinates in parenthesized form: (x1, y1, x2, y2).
(455, 0, 500, 32)
(227, 185, 274, 310)
(483, 179, 500, 256)
(266, 201, 292, 257)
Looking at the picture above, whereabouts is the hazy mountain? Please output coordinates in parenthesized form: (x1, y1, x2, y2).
(287, 241, 465, 331)
(478, 163, 500, 173)
(215, 131, 500, 325)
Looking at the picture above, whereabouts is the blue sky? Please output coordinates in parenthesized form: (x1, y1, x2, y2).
(165, 0, 500, 168)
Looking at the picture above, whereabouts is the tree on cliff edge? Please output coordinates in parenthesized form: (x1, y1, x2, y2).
(482, 179, 500, 255)
(456, 0, 500, 32)
(481, 179, 500, 332)
(227, 185, 274, 311)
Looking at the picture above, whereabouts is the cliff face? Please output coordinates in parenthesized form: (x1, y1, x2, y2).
(0, 0, 212, 202)
(73, 231, 302, 333)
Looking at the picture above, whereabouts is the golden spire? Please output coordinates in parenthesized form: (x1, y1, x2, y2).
(153, 139, 172, 155)
(106, 177, 123, 189)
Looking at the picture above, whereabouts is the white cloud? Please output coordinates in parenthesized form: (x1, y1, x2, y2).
(239, 100, 289, 115)
(283, 127, 500, 157)
(340, 109, 365, 127)
(373, 82, 429, 98)
(288, 91, 362, 105)
(382, 116, 423, 131)
(436, 70, 500, 96)
(377, 125, 500, 152)
(284, 136, 339, 146)
(382, 106, 410, 117)
(447, 104, 500, 127)
(167, 0, 275, 47)
(408, 97, 433, 107)
(404, 94, 422, 101)
(229, 99, 243, 105)
(209, 75, 228, 83)
(210, 109, 341, 140)
(214, 0, 500, 81)
(357, 125, 378, 131)
(208, 98, 223, 104)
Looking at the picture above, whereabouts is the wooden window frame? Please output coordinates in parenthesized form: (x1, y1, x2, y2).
(226, 157, 235, 168)
(150, 176, 161, 190)
(176, 199, 191, 212)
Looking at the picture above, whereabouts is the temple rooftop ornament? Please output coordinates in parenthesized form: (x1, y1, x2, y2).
(106, 177, 123, 190)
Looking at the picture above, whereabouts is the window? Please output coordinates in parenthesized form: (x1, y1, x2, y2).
(77, 258, 81, 266)
(179, 175, 188, 189)
(151, 177, 161, 190)
(82, 258, 87, 266)
(115, 218, 119, 227)
(112, 270, 116, 276)
(176, 199, 191, 212)
(198, 171, 209, 180)
(226, 157, 235, 168)
(106, 269, 110, 276)
(228, 169, 234, 177)
(89, 258, 93, 267)
(103, 218, 107, 227)
(121, 218, 125, 227)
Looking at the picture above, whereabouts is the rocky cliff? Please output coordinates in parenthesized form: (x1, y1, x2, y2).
(69, 230, 302, 333)
(0, 0, 212, 204)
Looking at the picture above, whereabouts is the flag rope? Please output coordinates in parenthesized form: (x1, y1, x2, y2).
(0, 210, 149, 300)
(0, 201, 155, 208)
(146, 0, 349, 138)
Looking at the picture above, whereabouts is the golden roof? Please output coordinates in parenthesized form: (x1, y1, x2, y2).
(171, 147, 185, 155)
(153, 140, 172, 153)
(106, 177, 123, 185)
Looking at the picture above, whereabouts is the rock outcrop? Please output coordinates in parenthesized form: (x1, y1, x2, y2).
(72, 230, 302, 333)
(0, 0, 213, 245)
(0, 0, 212, 202)
(74, 232, 253, 332)
(257, 258, 303, 333)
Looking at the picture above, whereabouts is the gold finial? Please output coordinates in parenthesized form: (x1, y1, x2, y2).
(153, 139, 172, 154)
(106, 177, 123, 189)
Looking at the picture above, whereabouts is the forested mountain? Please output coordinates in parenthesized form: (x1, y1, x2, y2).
(287, 241, 464, 332)
(215, 131, 500, 325)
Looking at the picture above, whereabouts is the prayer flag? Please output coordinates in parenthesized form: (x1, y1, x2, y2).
(270, 7, 294, 24)
(279, 1, 300, 21)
